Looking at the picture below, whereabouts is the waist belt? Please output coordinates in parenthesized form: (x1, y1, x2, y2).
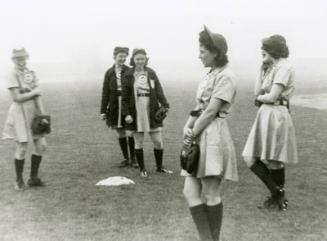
(190, 110, 227, 118)
(116, 90, 122, 96)
(137, 93, 150, 97)
(273, 99, 289, 107)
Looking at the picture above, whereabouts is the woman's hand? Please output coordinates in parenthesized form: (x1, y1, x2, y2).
(183, 127, 193, 139)
(254, 99, 263, 107)
(41, 118, 49, 125)
(32, 88, 42, 97)
(183, 127, 195, 145)
(125, 115, 133, 124)
(100, 114, 106, 120)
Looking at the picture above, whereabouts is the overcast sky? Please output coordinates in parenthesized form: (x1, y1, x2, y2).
(0, 0, 327, 85)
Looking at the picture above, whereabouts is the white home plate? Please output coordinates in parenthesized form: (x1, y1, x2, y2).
(96, 176, 135, 186)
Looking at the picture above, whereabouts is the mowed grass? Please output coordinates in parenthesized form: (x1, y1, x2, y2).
(0, 79, 327, 241)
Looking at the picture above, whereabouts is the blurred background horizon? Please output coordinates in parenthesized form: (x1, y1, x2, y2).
(0, 0, 327, 90)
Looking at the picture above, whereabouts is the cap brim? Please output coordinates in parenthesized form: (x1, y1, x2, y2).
(12, 54, 29, 59)
(204, 25, 212, 36)
(203, 25, 216, 43)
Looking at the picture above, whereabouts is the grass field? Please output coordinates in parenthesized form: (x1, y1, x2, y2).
(0, 79, 327, 241)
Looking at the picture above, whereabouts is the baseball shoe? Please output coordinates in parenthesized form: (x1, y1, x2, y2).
(118, 159, 130, 168)
(156, 167, 173, 174)
(27, 177, 45, 187)
(140, 170, 148, 178)
(15, 179, 26, 191)
(130, 158, 139, 168)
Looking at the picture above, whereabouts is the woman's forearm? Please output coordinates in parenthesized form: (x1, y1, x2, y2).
(184, 104, 202, 129)
(191, 98, 223, 137)
(13, 91, 38, 103)
(257, 93, 275, 103)
(34, 96, 46, 114)
(257, 84, 284, 104)
(184, 116, 198, 129)
(192, 110, 216, 137)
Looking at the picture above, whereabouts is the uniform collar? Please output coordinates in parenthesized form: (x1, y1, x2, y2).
(273, 58, 287, 67)
(208, 65, 227, 76)
(15, 66, 28, 73)
(115, 64, 123, 71)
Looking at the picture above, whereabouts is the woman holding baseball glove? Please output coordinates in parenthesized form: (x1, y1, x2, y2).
(181, 26, 238, 241)
(2, 47, 50, 191)
(121, 48, 172, 177)
(242, 35, 298, 211)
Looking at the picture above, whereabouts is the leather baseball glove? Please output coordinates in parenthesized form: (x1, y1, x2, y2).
(155, 106, 168, 122)
(31, 115, 51, 135)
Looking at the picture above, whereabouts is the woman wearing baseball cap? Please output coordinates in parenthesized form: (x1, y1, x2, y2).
(2, 47, 49, 190)
(182, 26, 238, 241)
(121, 48, 172, 177)
(242, 35, 298, 211)
(100, 47, 137, 168)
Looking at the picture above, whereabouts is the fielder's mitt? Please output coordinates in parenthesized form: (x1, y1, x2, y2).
(155, 106, 168, 122)
(180, 143, 200, 176)
(31, 115, 51, 135)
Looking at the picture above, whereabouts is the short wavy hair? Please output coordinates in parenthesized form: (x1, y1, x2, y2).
(262, 35, 289, 59)
(130, 51, 149, 67)
(199, 30, 228, 67)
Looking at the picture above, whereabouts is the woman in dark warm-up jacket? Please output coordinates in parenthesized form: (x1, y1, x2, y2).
(100, 47, 137, 168)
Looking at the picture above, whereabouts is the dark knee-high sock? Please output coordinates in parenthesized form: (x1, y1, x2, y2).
(128, 137, 135, 160)
(190, 204, 214, 241)
(206, 203, 223, 241)
(135, 149, 145, 171)
(118, 137, 129, 160)
(270, 167, 285, 188)
(31, 154, 42, 179)
(14, 158, 25, 181)
(250, 159, 279, 195)
(154, 149, 163, 170)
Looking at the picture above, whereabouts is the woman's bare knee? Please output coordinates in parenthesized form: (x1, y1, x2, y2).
(245, 157, 258, 168)
(202, 177, 222, 205)
(268, 160, 284, 170)
(15, 142, 28, 159)
(183, 177, 203, 207)
(204, 193, 222, 206)
(153, 141, 163, 150)
(116, 129, 126, 138)
(125, 131, 134, 138)
(133, 133, 144, 149)
(150, 132, 163, 149)
(34, 138, 47, 155)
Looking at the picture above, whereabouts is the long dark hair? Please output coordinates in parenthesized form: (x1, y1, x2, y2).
(199, 30, 228, 67)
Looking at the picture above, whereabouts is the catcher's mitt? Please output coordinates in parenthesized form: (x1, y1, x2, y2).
(180, 143, 200, 176)
(31, 115, 51, 135)
(154, 106, 168, 122)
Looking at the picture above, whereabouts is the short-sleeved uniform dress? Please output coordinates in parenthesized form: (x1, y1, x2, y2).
(182, 66, 238, 181)
(2, 68, 41, 142)
(133, 71, 161, 133)
(242, 58, 298, 165)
